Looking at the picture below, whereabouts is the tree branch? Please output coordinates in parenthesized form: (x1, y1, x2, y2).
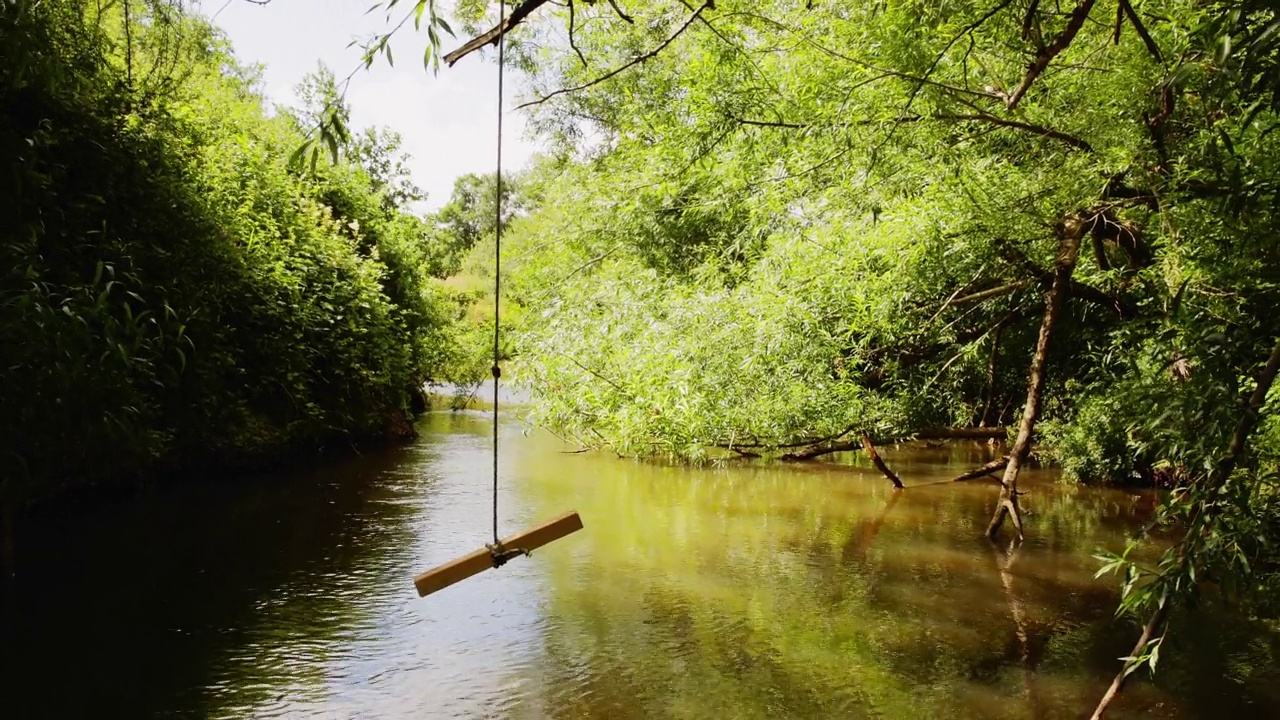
(1090, 592, 1168, 720)
(996, 238, 1133, 316)
(779, 427, 1007, 461)
(917, 427, 1009, 439)
(605, 0, 635, 23)
(1091, 336, 1280, 718)
(1021, 0, 1041, 43)
(936, 113, 1093, 151)
(518, 1, 714, 109)
(1006, 0, 1099, 109)
(733, 112, 1091, 151)
(947, 280, 1033, 306)
(718, 425, 856, 450)
(781, 439, 865, 461)
(568, 0, 588, 67)
(862, 431, 905, 488)
(1119, 0, 1164, 63)
(952, 456, 1010, 481)
(444, 0, 555, 67)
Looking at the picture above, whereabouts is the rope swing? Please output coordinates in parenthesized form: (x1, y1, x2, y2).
(413, 0, 584, 598)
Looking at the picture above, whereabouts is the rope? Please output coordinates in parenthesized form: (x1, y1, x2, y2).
(491, 0, 507, 549)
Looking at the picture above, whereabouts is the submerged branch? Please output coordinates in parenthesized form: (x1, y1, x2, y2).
(780, 439, 864, 461)
(952, 456, 1009, 481)
(862, 431, 905, 488)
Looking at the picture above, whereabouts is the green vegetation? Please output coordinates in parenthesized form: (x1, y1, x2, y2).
(421, 0, 1280, 712)
(6, 0, 1280, 713)
(0, 0, 480, 504)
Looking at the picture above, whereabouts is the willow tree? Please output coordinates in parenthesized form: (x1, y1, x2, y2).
(402, 0, 1280, 714)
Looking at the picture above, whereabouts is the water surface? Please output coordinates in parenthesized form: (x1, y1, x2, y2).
(3, 412, 1277, 718)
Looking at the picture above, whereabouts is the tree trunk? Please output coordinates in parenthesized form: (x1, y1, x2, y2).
(861, 432, 904, 488)
(981, 324, 1004, 427)
(987, 223, 1083, 540)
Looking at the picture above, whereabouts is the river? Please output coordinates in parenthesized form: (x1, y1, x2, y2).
(2, 409, 1278, 718)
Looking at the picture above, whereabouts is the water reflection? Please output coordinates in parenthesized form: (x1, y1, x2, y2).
(515, 440, 1277, 720)
(1, 418, 1276, 718)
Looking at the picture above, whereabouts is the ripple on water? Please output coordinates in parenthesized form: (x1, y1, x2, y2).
(4, 421, 1278, 718)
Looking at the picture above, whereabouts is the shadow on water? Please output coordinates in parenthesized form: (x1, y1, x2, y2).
(2, 419, 1277, 718)
(0, 429, 456, 718)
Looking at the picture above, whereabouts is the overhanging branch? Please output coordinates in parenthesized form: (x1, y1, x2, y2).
(1006, 0, 1099, 109)
(732, 112, 1092, 151)
(443, 0, 554, 67)
(518, 1, 715, 109)
(996, 238, 1133, 317)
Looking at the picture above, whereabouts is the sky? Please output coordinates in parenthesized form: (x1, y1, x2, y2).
(198, 0, 541, 210)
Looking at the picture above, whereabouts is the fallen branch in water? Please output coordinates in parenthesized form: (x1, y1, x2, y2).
(917, 427, 1009, 440)
(952, 456, 1009, 481)
(780, 426, 1009, 461)
(780, 439, 864, 461)
(861, 431, 905, 488)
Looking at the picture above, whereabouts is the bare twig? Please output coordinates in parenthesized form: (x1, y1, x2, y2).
(605, 0, 634, 23)
(568, 0, 588, 67)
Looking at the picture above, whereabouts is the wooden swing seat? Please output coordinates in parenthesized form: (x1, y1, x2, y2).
(413, 511, 583, 597)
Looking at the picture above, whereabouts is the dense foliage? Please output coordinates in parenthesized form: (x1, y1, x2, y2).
(428, 0, 1280, 694)
(0, 0, 468, 503)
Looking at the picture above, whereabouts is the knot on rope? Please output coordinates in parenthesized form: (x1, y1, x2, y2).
(491, 364, 502, 379)
(486, 540, 529, 568)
